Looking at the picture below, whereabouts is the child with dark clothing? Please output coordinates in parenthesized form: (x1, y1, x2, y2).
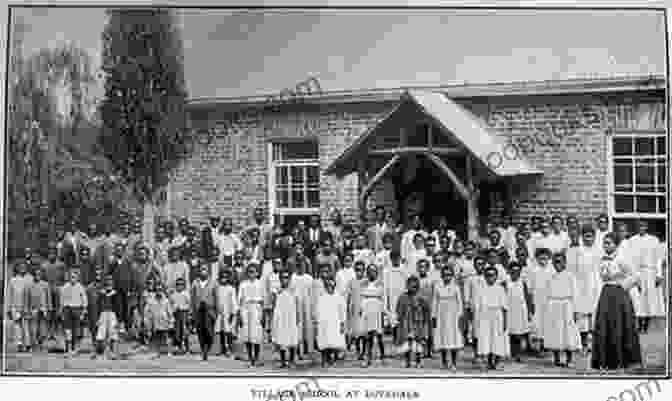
(396, 275, 431, 368)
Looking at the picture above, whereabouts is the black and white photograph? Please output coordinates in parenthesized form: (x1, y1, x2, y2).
(1, 5, 669, 380)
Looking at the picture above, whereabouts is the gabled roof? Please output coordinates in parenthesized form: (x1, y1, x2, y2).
(325, 90, 543, 178)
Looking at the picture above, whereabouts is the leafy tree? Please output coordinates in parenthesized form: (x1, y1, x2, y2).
(99, 8, 188, 245)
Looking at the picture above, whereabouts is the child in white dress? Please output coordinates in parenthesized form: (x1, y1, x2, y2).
(272, 270, 301, 368)
(506, 263, 532, 363)
(316, 276, 347, 368)
(566, 225, 603, 354)
(475, 265, 508, 370)
(360, 264, 386, 367)
(238, 262, 265, 367)
(543, 253, 581, 367)
(432, 265, 464, 370)
(348, 260, 366, 358)
(527, 247, 553, 354)
(383, 250, 409, 338)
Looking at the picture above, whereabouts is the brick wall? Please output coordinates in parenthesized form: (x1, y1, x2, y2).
(168, 101, 395, 230)
(168, 90, 665, 230)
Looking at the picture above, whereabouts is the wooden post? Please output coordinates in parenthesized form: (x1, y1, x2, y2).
(466, 155, 480, 241)
(357, 158, 368, 223)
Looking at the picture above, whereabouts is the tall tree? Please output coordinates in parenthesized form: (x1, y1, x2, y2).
(99, 9, 189, 246)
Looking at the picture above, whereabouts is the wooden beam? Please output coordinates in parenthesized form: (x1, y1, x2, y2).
(357, 158, 367, 220)
(465, 155, 480, 242)
(369, 147, 462, 156)
(359, 155, 401, 205)
(427, 124, 433, 150)
(424, 153, 471, 200)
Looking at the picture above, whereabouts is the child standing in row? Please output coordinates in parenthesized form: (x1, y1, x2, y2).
(25, 268, 51, 352)
(316, 276, 347, 368)
(170, 277, 191, 355)
(476, 266, 508, 370)
(60, 268, 87, 356)
(360, 264, 386, 367)
(272, 270, 301, 368)
(96, 274, 122, 359)
(238, 262, 265, 367)
(144, 283, 174, 359)
(506, 263, 532, 363)
(215, 269, 238, 357)
(432, 265, 463, 370)
(383, 250, 409, 339)
(543, 253, 581, 367)
(347, 260, 366, 357)
(396, 276, 431, 368)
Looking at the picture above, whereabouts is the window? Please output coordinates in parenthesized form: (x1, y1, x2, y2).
(268, 141, 320, 226)
(609, 130, 667, 235)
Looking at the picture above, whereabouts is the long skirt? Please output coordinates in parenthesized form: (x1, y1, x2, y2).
(239, 302, 263, 344)
(637, 269, 665, 317)
(591, 284, 642, 370)
(476, 307, 507, 357)
(542, 299, 581, 351)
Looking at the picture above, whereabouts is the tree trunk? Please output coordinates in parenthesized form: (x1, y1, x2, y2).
(143, 199, 156, 248)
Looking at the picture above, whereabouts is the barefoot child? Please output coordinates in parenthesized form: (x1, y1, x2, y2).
(360, 264, 386, 367)
(317, 276, 347, 368)
(238, 262, 265, 367)
(191, 264, 216, 361)
(289, 253, 314, 360)
(383, 250, 409, 342)
(170, 277, 191, 354)
(144, 283, 174, 359)
(8, 261, 33, 352)
(476, 266, 508, 370)
(272, 270, 300, 368)
(543, 253, 581, 367)
(96, 274, 122, 359)
(60, 268, 87, 356)
(528, 247, 553, 354)
(25, 267, 51, 352)
(416, 258, 435, 357)
(347, 260, 366, 358)
(432, 265, 464, 370)
(215, 268, 238, 357)
(506, 262, 532, 363)
(394, 275, 430, 368)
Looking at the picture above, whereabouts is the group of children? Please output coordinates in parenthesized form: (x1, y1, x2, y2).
(5, 208, 666, 372)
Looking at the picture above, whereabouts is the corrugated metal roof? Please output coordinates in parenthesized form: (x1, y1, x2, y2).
(325, 90, 543, 178)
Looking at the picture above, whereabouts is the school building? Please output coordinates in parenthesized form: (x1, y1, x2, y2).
(164, 75, 667, 240)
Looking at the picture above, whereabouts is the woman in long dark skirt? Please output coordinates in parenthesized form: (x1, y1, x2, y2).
(591, 233, 642, 371)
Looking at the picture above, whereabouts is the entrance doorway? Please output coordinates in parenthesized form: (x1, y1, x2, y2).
(392, 154, 468, 237)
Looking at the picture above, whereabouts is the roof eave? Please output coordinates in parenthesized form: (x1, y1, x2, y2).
(187, 74, 666, 109)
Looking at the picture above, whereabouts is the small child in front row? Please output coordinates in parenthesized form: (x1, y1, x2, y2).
(238, 262, 265, 367)
(347, 260, 366, 358)
(60, 268, 88, 356)
(317, 276, 347, 368)
(476, 266, 508, 370)
(96, 274, 122, 359)
(360, 264, 386, 367)
(432, 264, 464, 370)
(543, 253, 581, 367)
(396, 275, 431, 368)
(25, 267, 51, 352)
(144, 283, 175, 359)
(272, 270, 300, 368)
(506, 262, 533, 363)
(170, 277, 191, 354)
(215, 268, 238, 357)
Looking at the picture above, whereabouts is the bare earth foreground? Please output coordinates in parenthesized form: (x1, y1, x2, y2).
(5, 319, 666, 376)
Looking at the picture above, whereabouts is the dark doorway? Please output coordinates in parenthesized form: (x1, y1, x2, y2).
(393, 154, 467, 237)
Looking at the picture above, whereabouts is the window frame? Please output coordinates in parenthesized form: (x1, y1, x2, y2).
(267, 140, 320, 226)
(608, 129, 667, 224)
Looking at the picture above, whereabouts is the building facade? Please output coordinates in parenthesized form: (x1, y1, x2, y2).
(166, 76, 667, 238)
